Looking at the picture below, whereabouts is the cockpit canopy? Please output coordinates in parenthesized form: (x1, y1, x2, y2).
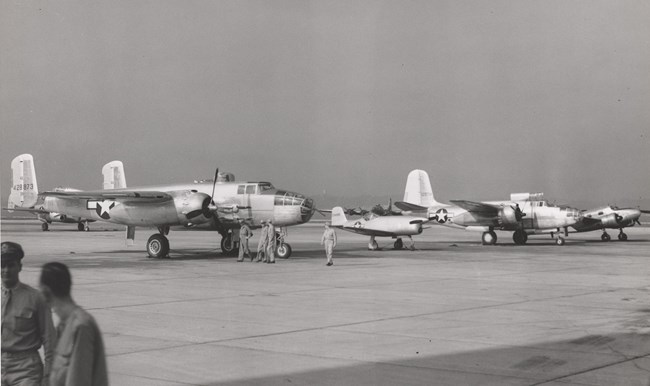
(236, 182, 275, 195)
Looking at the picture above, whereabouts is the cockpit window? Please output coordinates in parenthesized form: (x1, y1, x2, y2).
(245, 185, 256, 194)
(237, 185, 245, 194)
(259, 182, 274, 191)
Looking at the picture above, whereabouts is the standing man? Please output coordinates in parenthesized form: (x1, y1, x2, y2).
(2, 241, 56, 386)
(237, 220, 253, 262)
(266, 220, 276, 264)
(320, 221, 336, 267)
(321, 222, 337, 266)
(256, 220, 268, 262)
(39, 262, 108, 386)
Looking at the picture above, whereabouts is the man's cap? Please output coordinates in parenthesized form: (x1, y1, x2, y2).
(1, 242, 24, 263)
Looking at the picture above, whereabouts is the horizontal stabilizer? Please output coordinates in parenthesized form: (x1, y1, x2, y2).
(394, 201, 428, 211)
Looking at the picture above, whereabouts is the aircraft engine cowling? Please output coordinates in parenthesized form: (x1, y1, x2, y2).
(498, 206, 518, 226)
(600, 213, 623, 228)
(171, 191, 213, 225)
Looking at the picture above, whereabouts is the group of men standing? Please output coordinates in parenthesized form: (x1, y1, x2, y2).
(1, 241, 108, 386)
(236, 219, 278, 263)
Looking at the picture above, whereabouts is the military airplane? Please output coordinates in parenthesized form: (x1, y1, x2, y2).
(5, 154, 126, 231)
(17, 166, 314, 258)
(329, 206, 432, 250)
(396, 169, 581, 245)
(571, 205, 647, 241)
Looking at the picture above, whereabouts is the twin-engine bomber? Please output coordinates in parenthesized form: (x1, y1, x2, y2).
(8, 157, 314, 258)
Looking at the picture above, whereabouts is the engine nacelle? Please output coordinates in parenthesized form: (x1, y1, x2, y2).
(600, 213, 623, 228)
(499, 206, 518, 226)
(171, 191, 213, 225)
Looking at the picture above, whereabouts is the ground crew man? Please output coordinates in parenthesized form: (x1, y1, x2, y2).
(321, 222, 337, 266)
(237, 220, 253, 262)
(39, 262, 108, 386)
(256, 220, 268, 262)
(266, 220, 276, 263)
(1, 241, 56, 386)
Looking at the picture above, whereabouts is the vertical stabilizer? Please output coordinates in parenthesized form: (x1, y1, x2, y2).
(331, 206, 347, 227)
(102, 161, 127, 189)
(8, 154, 39, 209)
(403, 169, 437, 206)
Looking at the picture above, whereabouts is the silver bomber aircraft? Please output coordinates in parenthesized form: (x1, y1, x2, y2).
(571, 205, 647, 241)
(329, 206, 432, 250)
(5, 154, 126, 231)
(27, 168, 314, 258)
(396, 169, 581, 246)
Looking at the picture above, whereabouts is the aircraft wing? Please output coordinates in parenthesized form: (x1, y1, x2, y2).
(41, 190, 172, 203)
(394, 201, 428, 211)
(2, 207, 50, 214)
(449, 200, 500, 215)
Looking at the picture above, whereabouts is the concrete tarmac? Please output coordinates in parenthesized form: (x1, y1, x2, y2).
(2, 219, 649, 385)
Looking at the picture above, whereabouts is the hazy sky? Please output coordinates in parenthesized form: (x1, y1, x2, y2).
(2, 1, 649, 207)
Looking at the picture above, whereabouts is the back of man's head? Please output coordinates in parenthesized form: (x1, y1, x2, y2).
(40, 262, 72, 298)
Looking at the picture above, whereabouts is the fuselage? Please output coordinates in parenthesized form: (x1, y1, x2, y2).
(42, 181, 314, 229)
(337, 213, 424, 237)
(427, 200, 579, 231)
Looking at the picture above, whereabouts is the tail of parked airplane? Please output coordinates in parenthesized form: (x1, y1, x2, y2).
(102, 160, 127, 189)
(403, 169, 440, 207)
(331, 206, 347, 227)
(8, 154, 39, 209)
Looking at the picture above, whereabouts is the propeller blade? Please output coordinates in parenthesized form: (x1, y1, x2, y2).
(210, 168, 219, 205)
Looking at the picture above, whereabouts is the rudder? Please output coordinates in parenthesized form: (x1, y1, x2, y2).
(331, 206, 347, 227)
(403, 169, 437, 207)
(102, 160, 127, 189)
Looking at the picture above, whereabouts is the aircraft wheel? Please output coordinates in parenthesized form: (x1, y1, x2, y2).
(85, 225, 90, 232)
(78, 223, 85, 231)
(42, 223, 49, 232)
(276, 243, 292, 259)
(556, 236, 565, 246)
(393, 238, 403, 250)
(368, 240, 379, 250)
(601, 233, 611, 242)
(482, 231, 497, 245)
(147, 234, 169, 258)
(220, 235, 238, 256)
(618, 232, 628, 241)
(513, 230, 527, 245)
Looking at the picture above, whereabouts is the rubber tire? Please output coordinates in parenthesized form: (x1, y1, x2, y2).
(276, 243, 292, 259)
(42, 223, 49, 232)
(221, 235, 238, 256)
(601, 233, 611, 242)
(368, 240, 379, 250)
(394, 239, 403, 250)
(556, 237, 565, 246)
(618, 233, 628, 241)
(147, 234, 169, 258)
(482, 232, 497, 245)
(78, 223, 85, 231)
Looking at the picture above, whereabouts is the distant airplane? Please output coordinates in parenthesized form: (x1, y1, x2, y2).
(5, 154, 126, 231)
(571, 205, 648, 241)
(329, 206, 432, 250)
(14, 165, 314, 258)
(396, 169, 581, 245)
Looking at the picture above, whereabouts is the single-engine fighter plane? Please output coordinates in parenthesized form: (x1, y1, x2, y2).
(396, 169, 581, 245)
(22, 168, 314, 258)
(571, 205, 648, 241)
(329, 206, 432, 250)
(5, 154, 126, 231)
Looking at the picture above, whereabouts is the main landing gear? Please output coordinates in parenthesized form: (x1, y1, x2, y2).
(601, 229, 628, 241)
(42, 222, 49, 231)
(482, 231, 497, 245)
(512, 229, 528, 245)
(77, 221, 90, 232)
(368, 236, 379, 250)
(220, 228, 293, 259)
(147, 226, 170, 258)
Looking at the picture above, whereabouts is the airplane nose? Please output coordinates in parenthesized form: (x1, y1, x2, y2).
(301, 197, 314, 223)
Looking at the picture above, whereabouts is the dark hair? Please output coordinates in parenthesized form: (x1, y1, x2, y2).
(40, 262, 72, 297)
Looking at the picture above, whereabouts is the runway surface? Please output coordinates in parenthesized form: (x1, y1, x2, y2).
(2, 219, 649, 385)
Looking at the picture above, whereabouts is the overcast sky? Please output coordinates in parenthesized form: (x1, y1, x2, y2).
(2, 0, 649, 208)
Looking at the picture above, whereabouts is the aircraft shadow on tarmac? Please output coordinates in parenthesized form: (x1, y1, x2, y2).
(197, 331, 650, 386)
